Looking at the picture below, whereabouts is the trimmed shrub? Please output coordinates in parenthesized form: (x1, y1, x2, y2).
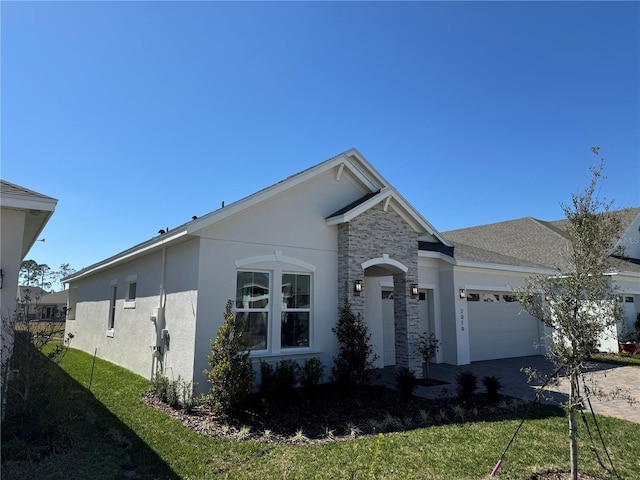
(482, 375, 502, 401)
(203, 300, 255, 414)
(300, 357, 324, 391)
(331, 296, 378, 388)
(274, 359, 299, 394)
(395, 367, 417, 397)
(456, 371, 478, 399)
(259, 361, 275, 396)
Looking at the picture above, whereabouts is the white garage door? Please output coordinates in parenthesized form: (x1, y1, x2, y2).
(468, 291, 542, 362)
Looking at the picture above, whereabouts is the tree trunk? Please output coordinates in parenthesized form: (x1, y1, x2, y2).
(569, 369, 579, 480)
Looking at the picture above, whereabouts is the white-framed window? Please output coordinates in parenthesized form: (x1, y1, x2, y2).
(235, 269, 313, 352)
(236, 271, 270, 351)
(281, 273, 311, 348)
(124, 275, 137, 309)
(467, 291, 518, 303)
(108, 281, 117, 334)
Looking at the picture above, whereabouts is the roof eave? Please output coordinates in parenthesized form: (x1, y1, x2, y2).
(64, 228, 190, 283)
(326, 187, 452, 247)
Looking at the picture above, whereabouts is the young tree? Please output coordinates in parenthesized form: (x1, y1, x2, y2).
(203, 300, 254, 415)
(330, 294, 378, 388)
(515, 148, 626, 480)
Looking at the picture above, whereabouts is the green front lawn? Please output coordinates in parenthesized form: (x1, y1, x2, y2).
(591, 352, 640, 367)
(2, 348, 638, 479)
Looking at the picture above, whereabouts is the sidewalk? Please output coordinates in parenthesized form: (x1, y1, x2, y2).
(372, 356, 639, 423)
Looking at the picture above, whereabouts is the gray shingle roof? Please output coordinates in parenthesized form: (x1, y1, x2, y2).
(0, 180, 56, 201)
(444, 208, 640, 273)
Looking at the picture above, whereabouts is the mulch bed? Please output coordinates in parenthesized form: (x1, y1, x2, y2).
(143, 382, 554, 445)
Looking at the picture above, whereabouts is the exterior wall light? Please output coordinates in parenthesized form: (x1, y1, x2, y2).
(354, 280, 362, 295)
(459, 289, 466, 299)
(411, 284, 419, 296)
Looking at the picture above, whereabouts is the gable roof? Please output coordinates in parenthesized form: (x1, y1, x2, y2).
(65, 149, 450, 282)
(444, 208, 640, 273)
(40, 290, 69, 305)
(17, 286, 49, 302)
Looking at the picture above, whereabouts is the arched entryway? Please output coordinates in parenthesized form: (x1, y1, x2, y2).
(359, 255, 422, 374)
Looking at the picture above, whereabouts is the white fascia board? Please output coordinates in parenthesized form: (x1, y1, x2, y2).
(1, 193, 58, 212)
(64, 229, 189, 283)
(606, 271, 640, 279)
(418, 250, 457, 265)
(343, 149, 389, 190)
(326, 186, 452, 246)
(325, 189, 390, 226)
(385, 187, 452, 246)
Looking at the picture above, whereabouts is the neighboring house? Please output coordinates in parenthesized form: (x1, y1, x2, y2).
(1, 180, 57, 413)
(38, 290, 69, 321)
(16, 286, 49, 320)
(63, 150, 640, 393)
(444, 209, 640, 358)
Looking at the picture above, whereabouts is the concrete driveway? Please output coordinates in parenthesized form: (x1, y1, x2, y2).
(374, 356, 639, 423)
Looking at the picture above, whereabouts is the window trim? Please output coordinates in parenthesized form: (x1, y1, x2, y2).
(234, 265, 314, 355)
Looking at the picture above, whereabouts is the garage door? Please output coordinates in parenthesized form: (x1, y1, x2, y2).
(468, 291, 542, 362)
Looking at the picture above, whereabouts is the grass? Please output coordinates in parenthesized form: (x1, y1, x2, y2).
(2, 348, 639, 479)
(591, 352, 640, 367)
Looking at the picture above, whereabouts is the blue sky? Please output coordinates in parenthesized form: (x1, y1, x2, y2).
(2, 1, 639, 277)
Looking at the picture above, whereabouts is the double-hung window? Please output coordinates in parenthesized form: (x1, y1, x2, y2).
(281, 273, 311, 348)
(236, 271, 270, 351)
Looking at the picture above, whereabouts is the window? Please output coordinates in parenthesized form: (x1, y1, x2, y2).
(503, 294, 518, 303)
(235, 269, 313, 352)
(127, 281, 137, 301)
(624, 296, 635, 303)
(124, 275, 137, 308)
(236, 271, 270, 350)
(483, 293, 500, 302)
(108, 283, 117, 331)
(467, 293, 480, 302)
(281, 273, 311, 348)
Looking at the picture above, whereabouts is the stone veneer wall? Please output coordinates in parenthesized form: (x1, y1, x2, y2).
(337, 202, 422, 375)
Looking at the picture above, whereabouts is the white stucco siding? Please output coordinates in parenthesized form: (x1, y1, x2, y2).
(189, 172, 363, 392)
(1, 209, 26, 319)
(200, 168, 367, 250)
(66, 239, 199, 382)
(192, 238, 340, 394)
(417, 259, 444, 363)
(161, 240, 199, 383)
(610, 275, 640, 340)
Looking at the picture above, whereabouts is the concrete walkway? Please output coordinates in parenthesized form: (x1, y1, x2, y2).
(372, 356, 639, 423)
